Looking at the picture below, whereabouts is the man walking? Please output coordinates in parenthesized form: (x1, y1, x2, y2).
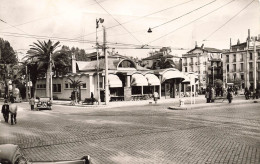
(1, 100, 9, 123)
(9, 101, 18, 125)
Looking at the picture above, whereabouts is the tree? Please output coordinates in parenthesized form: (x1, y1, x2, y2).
(67, 77, 82, 104)
(26, 40, 68, 98)
(0, 38, 18, 97)
(152, 55, 176, 69)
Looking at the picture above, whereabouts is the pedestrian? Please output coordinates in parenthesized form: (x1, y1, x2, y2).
(1, 100, 9, 123)
(91, 92, 94, 105)
(227, 90, 233, 103)
(205, 87, 210, 103)
(29, 97, 35, 110)
(244, 87, 249, 100)
(9, 101, 18, 125)
(153, 91, 159, 104)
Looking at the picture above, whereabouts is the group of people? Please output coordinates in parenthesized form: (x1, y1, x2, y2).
(205, 86, 234, 103)
(244, 87, 259, 100)
(1, 99, 18, 125)
(205, 87, 216, 103)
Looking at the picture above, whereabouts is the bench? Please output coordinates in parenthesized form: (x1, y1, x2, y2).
(82, 98, 97, 105)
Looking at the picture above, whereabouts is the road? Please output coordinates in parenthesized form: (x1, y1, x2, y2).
(0, 99, 260, 164)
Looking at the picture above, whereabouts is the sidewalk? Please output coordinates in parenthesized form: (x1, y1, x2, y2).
(51, 95, 259, 109)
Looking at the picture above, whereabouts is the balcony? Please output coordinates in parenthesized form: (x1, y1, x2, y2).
(183, 63, 187, 66)
(233, 59, 236, 62)
(189, 63, 193, 65)
(240, 58, 243, 62)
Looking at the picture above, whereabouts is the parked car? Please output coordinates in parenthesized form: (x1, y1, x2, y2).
(0, 144, 91, 164)
(36, 97, 52, 110)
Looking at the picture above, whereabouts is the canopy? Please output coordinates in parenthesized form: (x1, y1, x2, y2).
(131, 74, 148, 86)
(145, 74, 160, 86)
(182, 74, 190, 84)
(108, 74, 123, 88)
(161, 70, 184, 83)
(182, 73, 199, 84)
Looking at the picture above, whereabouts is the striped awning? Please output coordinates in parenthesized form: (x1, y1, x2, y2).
(145, 74, 160, 86)
(131, 74, 148, 86)
(108, 74, 123, 88)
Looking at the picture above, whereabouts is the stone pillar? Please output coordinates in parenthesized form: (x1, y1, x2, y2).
(179, 83, 181, 98)
(126, 75, 131, 87)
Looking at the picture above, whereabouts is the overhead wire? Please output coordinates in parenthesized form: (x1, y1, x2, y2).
(150, 0, 217, 30)
(75, 0, 194, 39)
(203, 0, 255, 41)
(93, 0, 142, 44)
(0, 31, 162, 49)
(147, 0, 236, 45)
(0, 0, 110, 31)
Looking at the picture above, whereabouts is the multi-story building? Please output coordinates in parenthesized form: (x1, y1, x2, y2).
(141, 47, 181, 70)
(222, 30, 260, 91)
(182, 45, 223, 90)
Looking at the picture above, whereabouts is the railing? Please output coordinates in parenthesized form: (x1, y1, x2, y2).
(183, 63, 187, 66)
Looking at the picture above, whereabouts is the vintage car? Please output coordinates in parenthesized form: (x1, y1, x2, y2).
(0, 144, 91, 164)
(36, 97, 52, 110)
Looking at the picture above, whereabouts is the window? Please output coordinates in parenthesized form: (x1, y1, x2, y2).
(233, 64, 236, 72)
(185, 67, 187, 72)
(233, 54, 236, 62)
(241, 74, 244, 80)
(53, 84, 61, 92)
(65, 83, 69, 89)
(249, 62, 253, 69)
(240, 54, 243, 61)
(227, 64, 229, 72)
(226, 55, 229, 62)
(249, 72, 253, 81)
(250, 52, 253, 60)
(240, 63, 243, 71)
(37, 84, 46, 89)
(258, 52, 260, 59)
(82, 83, 87, 89)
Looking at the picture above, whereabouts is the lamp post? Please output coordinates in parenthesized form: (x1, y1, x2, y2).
(96, 18, 104, 105)
(103, 26, 109, 105)
(212, 66, 214, 87)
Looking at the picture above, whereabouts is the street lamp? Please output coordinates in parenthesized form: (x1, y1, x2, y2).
(147, 28, 152, 33)
(96, 18, 104, 105)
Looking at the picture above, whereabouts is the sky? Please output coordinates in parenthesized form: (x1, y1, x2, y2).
(0, 0, 259, 60)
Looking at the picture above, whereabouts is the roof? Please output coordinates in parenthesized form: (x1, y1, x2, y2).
(76, 58, 149, 71)
(142, 52, 175, 60)
(187, 47, 223, 53)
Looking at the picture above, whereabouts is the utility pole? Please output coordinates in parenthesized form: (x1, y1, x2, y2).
(103, 26, 109, 105)
(253, 37, 257, 91)
(26, 65, 28, 101)
(96, 18, 103, 105)
(50, 53, 53, 101)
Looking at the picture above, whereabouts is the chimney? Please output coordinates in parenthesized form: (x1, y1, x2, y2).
(195, 41, 198, 48)
(248, 29, 251, 41)
(72, 53, 76, 73)
(112, 48, 115, 55)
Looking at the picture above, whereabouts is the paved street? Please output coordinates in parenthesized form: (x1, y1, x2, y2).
(0, 96, 260, 164)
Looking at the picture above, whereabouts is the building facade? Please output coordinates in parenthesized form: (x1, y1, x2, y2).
(35, 53, 193, 101)
(222, 31, 260, 91)
(182, 46, 223, 90)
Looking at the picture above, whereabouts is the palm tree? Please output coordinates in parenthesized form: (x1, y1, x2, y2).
(152, 55, 176, 69)
(26, 40, 66, 98)
(67, 77, 82, 104)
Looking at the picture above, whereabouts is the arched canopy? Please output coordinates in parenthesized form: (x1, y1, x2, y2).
(161, 69, 184, 83)
(144, 74, 160, 86)
(117, 59, 137, 70)
(131, 73, 148, 86)
(108, 74, 123, 88)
